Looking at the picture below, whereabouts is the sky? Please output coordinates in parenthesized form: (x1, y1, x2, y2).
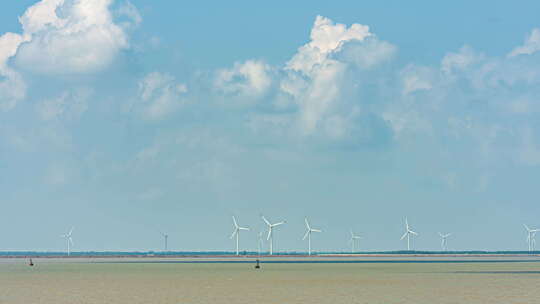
(1, 0, 540, 253)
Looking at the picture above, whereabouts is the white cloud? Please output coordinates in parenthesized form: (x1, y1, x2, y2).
(0, 0, 139, 111)
(14, 0, 135, 74)
(286, 15, 371, 75)
(116, 0, 142, 29)
(214, 60, 272, 98)
(509, 28, 540, 57)
(441, 45, 482, 74)
(0, 32, 27, 111)
(400, 64, 435, 95)
(339, 37, 397, 69)
(290, 60, 348, 135)
(278, 16, 395, 139)
(135, 72, 188, 120)
(36, 88, 91, 121)
(210, 16, 396, 141)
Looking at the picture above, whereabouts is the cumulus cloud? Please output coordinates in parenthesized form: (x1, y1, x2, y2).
(116, 0, 142, 29)
(441, 45, 483, 75)
(0, 0, 139, 111)
(134, 72, 188, 121)
(13, 0, 136, 74)
(0, 33, 27, 111)
(400, 64, 435, 95)
(509, 28, 540, 57)
(214, 60, 272, 99)
(285, 15, 372, 75)
(338, 37, 397, 70)
(210, 16, 397, 141)
(277, 16, 396, 139)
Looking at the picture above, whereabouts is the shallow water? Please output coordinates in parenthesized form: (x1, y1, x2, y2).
(1, 258, 539, 304)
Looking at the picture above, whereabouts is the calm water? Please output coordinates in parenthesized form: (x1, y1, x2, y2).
(1, 258, 539, 303)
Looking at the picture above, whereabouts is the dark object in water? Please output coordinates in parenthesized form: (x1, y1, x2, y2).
(255, 259, 260, 269)
(29, 258, 34, 267)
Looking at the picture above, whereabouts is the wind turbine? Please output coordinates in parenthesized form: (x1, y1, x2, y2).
(257, 231, 264, 255)
(230, 216, 249, 255)
(302, 218, 322, 256)
(524, 224, 539, 252)
(159, 231, 169, 252)
(261, 215, 285, 255)
(438, 232, 451, 251)
(61, 227, 74, 256)
(349, 230, 362, 253)
(400, 218, 418, 251)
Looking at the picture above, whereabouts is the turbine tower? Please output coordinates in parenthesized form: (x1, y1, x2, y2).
(257, 231, 264, 255)
(438, 232, 451, 251)
(261, 215, 285, 255)
(61, 227, 74, 256)
(302, 218, 322, 256)
(159, 231, 169, 252)
(524, 224, 539, 252)
(230, 216, 249, 255)
(349, 230, 362, 253)
(400, 218, 418, 251)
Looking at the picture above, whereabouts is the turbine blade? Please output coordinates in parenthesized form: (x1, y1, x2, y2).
(305, 218, 310, 230)
(524, 224, 530, 232)
(273, 221, 285, 227)
(267, 228, 272, 241)
(261, 215, 271, 226)
(232, 216, 238, 228)
(410, 230, 418, 236)
(400, 232, 408, 240)
(230, 229, 238, 239)
(69, 237, 74, 246)
(69, 227, 74, 235)
(312, 229, 322, 233)
(302, 230, 309, 240)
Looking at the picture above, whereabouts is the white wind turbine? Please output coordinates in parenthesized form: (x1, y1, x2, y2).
(438, 232, 451, 251)
(61, 227, 74, 256)
(159, 231, 169, 252)
(257, 231, 264, 255)
(349, 230, 362, 253)
(400, 218, 418, 251)
(230, 216, 249, 255)
(303, 218, 322, 256)
(524, 224, 539, 252)
(261, 215, 285, 255)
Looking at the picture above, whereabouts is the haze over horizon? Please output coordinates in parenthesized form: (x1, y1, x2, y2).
(1, 0, 540, 253)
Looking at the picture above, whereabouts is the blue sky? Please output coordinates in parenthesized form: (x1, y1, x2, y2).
(1, 0, 540, 253)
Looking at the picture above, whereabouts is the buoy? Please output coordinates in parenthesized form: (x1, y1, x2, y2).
(29, 258, 34, 267)
(255, 259, 260, 269)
